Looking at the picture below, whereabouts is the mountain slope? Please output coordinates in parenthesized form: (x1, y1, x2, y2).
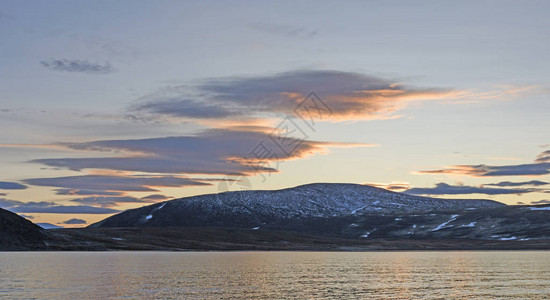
(0, 207, 47, 250)
(90, 183, 504, 232)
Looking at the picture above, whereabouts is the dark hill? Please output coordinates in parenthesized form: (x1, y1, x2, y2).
(0, 207, 47, 250)
(90, 183, 503, 235)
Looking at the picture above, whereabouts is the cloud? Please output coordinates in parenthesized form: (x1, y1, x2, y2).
(0, 198, 21, 207)
(536, 150, 550, 163)
(0, 181, 27, 190)
(70, 196, 160, 208)
(485, 180, 548, 187)
(0, 193, 6, 196)
(131, 70, 459, 122)
(248, 22, 318, 39)
(18, 214, 34, 219)
(195, 70, 458, 120)
(54, 189, 125, 196)
(532, 200, 550, 205)
(134, 99, 236, 119)
(419, 150, 550, 178)
(28, 128, 369, 176)
(24, 175, 212, 192)
(405, 182, 535, 195)
(140, 194, 172, 201)
(58, 218, 87, 225)
(40, 59, 115, 74)
(0, 199, 119, 214)
(364, 182, 411, 191)
(417, 163, 550, 177)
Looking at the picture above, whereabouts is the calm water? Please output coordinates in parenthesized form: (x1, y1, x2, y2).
(1, 251, 549, 299)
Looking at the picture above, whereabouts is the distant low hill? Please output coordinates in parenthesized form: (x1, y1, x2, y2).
(36, 223, 64, 229)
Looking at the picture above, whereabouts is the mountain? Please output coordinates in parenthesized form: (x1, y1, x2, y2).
(1, 183, 549, 251)
(0, 207, 48, 250)
(90, 183, 504, 234)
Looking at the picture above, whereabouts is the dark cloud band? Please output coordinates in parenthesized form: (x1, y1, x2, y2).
(405, 182, 535, 195)
(1, 198, 119, 214)
(41, 59, 115, 74)
(0, 181, 27, 190)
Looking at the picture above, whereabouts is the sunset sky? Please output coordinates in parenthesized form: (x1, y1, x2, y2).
(1, 0, 549, 227)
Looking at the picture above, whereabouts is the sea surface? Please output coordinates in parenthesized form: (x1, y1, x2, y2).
(1, 251, 549, 299)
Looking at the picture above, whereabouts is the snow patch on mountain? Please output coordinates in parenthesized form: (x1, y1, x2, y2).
(143, 202, 168, 222)
(529, 206, 550, 211)
(460, 222, 476, 228)
(431, 215, 459, 232)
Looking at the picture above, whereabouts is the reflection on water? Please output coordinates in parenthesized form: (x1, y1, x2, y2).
(1, 251, 549, 299)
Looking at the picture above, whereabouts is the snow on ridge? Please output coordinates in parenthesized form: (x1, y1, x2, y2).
(143, 202, 168, 222)
(431, 215, 459, 232)
(460, 222, 476, 228)
(360, 232, 371, 238)
(351, 205, 368, 214)
(529, 206, 550, 211)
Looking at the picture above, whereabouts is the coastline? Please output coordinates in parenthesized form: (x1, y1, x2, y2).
(6, 227, 549, 252)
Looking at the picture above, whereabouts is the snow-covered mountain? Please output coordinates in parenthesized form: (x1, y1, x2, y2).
(90, 183, 503, 230)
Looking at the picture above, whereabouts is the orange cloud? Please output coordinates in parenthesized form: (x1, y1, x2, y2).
(129, 70, 538, 126)
(363, 181, 411, 191)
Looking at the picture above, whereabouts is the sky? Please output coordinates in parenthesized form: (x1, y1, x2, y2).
(1, 0, 549, 227)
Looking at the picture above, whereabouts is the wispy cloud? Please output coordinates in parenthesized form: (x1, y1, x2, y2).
(485, 180, 548, 187)
(0, 181, 27, 190)
(40, 58, 115, 74)
(28, 127, 370, 177)
(405, 182, 535, 195)
(70, 196, 157, 208)
(0, 198, 119, 214)
(53, 189, 125, 196)
(24, 175, 212, 192)
(135, 99, 236, 119)
(140, 194, 172, 201)
(417, 149, 550, 177)
(536, 150, 550, 163)
(363, 182, 411, 191)
(417, 163, 550, 177)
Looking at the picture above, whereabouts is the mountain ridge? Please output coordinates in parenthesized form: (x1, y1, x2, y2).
(90, 183, 504, 230)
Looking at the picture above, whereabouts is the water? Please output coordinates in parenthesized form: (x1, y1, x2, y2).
(1, 251, 549, 299)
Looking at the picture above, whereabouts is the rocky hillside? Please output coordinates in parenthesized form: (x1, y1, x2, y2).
(90, 183, 504, 231)
(0, 208, 47, 250)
